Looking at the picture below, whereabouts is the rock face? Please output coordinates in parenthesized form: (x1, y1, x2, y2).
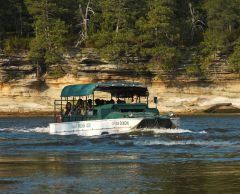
(0, 75, 240, 115)
(0, 49, 240, 115)
(204, 103, 240, 113)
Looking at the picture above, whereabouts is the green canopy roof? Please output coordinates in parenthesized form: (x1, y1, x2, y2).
(60, 81, 148, 97)
(61, 83, 96, 97)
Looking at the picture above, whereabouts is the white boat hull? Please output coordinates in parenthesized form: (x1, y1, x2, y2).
(49, 118, 143, 136)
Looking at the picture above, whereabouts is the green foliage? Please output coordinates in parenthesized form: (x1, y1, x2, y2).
(26, 0, 67, 73)
(228, 39, 240, 73)
(94, 30, 137, 63)
(186, 65, 201, 76)
(135, 0, 181, 72)
(3, 70, 22, 82)
(148, 45, 180, 73)
(48, 65, 65, 78)
(203, 0, 240, 55)
(1, 0, 240, 78)
(3, 37, 30, 55)
(0, 0, 32, 43)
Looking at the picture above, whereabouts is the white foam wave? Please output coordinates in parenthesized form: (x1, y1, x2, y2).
(0, 127, 206, 136)
(134, 140, 237, 146)
(140, 128, 207, 134)
(0, 127, 50, 133)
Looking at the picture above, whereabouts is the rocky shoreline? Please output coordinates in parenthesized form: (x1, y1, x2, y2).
(1, 50, 240, 116)
(1, 75, 240, 117)
(1, 111, 240, 118)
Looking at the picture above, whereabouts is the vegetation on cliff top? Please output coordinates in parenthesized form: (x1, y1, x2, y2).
(0, 0, 240, 77)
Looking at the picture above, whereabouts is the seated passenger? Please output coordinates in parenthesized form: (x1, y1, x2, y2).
(74, 99, 84, 114)
(87, 99, 93, 110)
(95, 99, 100, 106)
(132, 95, 138, 104)
(110, 99, 115, 104)
(86, 99, 93, 116)
(100, 99, 105, 105)
(117, 99, 125, 104)
(65, 102, 72, 116)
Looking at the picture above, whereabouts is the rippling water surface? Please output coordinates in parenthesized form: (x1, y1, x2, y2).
(0, 115, 240, 193)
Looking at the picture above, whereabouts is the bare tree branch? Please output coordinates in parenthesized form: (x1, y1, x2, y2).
(188, 2, 205, 41)
(75, 0, 95, 48)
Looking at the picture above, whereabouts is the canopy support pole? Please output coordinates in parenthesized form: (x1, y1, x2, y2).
(85, 96, 88, 115)
(72, 97, 75, 120)
(54, 100, 56, 122)
(61, 97, 63, 115)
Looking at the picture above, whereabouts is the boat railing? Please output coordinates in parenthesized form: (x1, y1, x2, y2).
(54, 99, 94, 123)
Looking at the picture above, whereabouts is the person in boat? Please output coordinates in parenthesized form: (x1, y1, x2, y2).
(132, 95, 138, 104)
(95, 99, 100, 106)
(65, 102, 72, 116)
(74, 99, 84, 115)
(87, 99, 93, 110)
(87, 99, 93, 116)
(110, 99, 115, 104)
(117, 99, 125, 104)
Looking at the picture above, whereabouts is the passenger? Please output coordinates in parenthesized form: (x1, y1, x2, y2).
(117, 99, 125, 104)
(95, 99, 100, 106)
(132, 95, 138, 104)
(87, 99, 93, 110)
(110, 99, 115, 104)
(75, 99, 84, 114)
(100, 99, 105, 105)
(87, 99, 93, 116)
(65, 102, 72, 116)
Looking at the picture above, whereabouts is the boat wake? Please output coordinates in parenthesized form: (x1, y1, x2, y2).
(138, 128, 206, 134)
(0, 127, 206, 136)
(0, 127, 50, 133)
(133, 139, 239, 147)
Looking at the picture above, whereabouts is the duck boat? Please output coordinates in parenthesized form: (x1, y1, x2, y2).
(49, 81, 179, 136)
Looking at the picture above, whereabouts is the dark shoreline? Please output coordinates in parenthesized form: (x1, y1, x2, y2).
(0, 112, 53, 117)
(0, 111, 239, 117)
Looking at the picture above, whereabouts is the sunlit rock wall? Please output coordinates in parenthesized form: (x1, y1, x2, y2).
(0, 49, 239, 115)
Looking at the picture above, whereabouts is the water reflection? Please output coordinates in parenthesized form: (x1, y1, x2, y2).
(1, 155, 239, 193)
(0, 115, 240, 193)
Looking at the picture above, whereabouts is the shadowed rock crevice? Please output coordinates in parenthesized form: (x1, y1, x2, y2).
(204, 103, 240, 113)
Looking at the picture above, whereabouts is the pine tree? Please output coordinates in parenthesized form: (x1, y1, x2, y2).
(92, 0, 146, 62)
(229, 38, 240, 73)
(25, 0, 67, 76)
(136, 0, 180, 72)
(202, 0, 240, 55)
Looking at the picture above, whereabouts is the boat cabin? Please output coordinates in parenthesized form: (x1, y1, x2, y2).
(54, 81, 159, 122)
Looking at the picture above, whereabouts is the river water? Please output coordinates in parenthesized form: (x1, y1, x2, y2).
(0, 115, 239, 193)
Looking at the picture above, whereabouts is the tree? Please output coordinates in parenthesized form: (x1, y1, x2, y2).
(75, 0, 95, 47)
(229, 38, 240, 73)
(136, 0, 181, 72)
(0, 0, 32, 49)
(25, 0, 67, 76)
(203, 0, 240, 55)
(92, 0, 146, 62)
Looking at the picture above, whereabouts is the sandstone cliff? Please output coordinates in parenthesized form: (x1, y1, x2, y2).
(0, 49, 239, 115)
